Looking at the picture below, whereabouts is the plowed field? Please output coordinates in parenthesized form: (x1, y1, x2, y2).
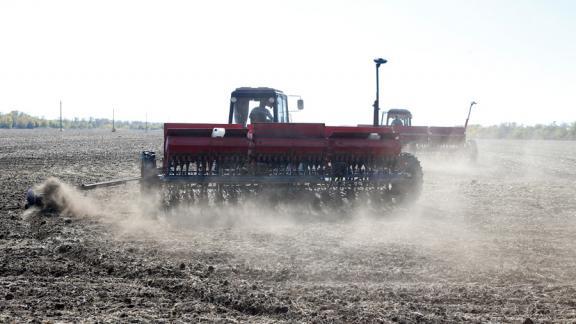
(1, 129, 575, 322)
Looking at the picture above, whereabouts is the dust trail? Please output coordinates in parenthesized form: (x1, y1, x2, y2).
(341, 156, 488, 270)
(23, 156, 490, 277)
(23, 177, 96, 220)
(22, 177, 168, 236)
(23, 177, 325, 237)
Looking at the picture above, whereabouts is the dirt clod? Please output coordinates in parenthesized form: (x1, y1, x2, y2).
(56, 244, 72, 253)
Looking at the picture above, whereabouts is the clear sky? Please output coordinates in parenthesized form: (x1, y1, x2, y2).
(1, 0, 575, 126)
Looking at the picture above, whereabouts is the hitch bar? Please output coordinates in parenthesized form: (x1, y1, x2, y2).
(80, 177, 142, 190)
(25, 176, 143, 209)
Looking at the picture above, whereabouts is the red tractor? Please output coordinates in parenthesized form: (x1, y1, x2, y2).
(26, 59, 424, 211)
(141, 86, 423, 208)
(383, 103, 478, 160)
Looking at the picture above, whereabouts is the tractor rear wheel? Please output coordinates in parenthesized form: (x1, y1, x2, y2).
(140, 151, 159, 194)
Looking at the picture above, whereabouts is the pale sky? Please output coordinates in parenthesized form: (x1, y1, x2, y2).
(1, 0, 575, 126)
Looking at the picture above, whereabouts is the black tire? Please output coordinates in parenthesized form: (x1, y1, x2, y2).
(140, 151, 159, 193)
(391, 152, 423, 203)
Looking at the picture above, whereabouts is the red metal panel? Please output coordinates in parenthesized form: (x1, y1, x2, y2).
(163, 123, 249, 171)
(253, 138, 327, 155)
(392, 126, 466, 145)
(394, 126, 430, 145)
(327, 126, 395, 137)
(329, 138, 400, 156)
(428, 127, 465, 145)
(251, 123, 327, 156)
(164, 123, 245, 129)
(252, 123, 325, 138)
(162, 122, 404, 170)
(327, 126, 400, 156)
(428, 126, 465, 136)
(164, 123, 245, 137)
(166, 136, 250, 154)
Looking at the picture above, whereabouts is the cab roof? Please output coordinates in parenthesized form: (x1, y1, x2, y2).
(231, 87, 285, 98)
(387, 108, 412, 118)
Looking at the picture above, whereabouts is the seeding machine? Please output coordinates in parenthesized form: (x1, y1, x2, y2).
(31, 58, 482, 210)
(132, 83, 423, 207)
(383, 102, 478, 160)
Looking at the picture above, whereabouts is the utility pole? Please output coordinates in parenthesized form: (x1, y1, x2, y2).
(112, 108, 116, 132)
(373, 58, 387, 126)
(59, 100, 63, 131)
(145, 112, 148, 132)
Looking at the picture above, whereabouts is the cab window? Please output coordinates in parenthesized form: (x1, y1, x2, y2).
(276, 95, 288, 123)
(232, 97, 276, 126)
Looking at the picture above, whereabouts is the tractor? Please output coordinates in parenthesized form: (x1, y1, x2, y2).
(149, 86, 423, 208)
(26, 59, 424, 212)
(383, 103, 478, 160)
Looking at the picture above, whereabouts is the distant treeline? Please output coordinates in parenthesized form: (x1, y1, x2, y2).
(2, 110, 576, 140)
(468, 122, 576, 140)
(0, 111, 162, 130)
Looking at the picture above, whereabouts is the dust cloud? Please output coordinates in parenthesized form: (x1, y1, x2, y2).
(23, 153, 491, 279)
(23, 177, 165, 236)
(24, 142, 576, 285)
(23, 177, 97, 220)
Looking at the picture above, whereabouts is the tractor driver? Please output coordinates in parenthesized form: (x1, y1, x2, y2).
(391, 115, 403, 126)
(249, 100, 274, 123)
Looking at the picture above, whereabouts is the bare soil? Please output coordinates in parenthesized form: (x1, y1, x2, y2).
(1, 129, 575, 323)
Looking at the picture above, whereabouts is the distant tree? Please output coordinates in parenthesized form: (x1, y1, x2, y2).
(569, 122, 576, 139)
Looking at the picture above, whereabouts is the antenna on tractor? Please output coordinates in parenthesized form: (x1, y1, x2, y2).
(112, 108, 116, 132)
(59, 100, 63, 131)
(373, 58, 387, 126)
(464, 101, 477, 130)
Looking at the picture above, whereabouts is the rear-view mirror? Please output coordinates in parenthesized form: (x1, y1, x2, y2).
(297, 99, 304, 110)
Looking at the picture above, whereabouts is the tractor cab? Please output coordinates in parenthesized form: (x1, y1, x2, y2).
(385, 109, 412, 127)
(228, 87, 303, 127)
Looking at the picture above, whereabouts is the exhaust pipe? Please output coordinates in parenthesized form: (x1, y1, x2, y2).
(464, 101, 477, 130)
(373, 58, 387, 126)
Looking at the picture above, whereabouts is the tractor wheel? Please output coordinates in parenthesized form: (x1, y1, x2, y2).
(140, 151, 159, 194)
(391, 152, 423, 204)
